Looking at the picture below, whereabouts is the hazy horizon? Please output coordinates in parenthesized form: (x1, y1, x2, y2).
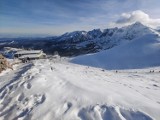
(1, 0, 160, 37)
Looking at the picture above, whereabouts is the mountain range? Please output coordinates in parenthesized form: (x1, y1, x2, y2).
(0, 22, 159, 56)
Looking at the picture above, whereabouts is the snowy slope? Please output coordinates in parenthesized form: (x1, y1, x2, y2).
(0, 59, 160, 120)
(71, 32, 160, 70)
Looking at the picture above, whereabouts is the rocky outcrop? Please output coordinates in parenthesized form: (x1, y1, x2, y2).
(0, 54, 12, 73)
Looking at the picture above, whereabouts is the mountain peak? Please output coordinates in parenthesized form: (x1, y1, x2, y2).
(133, 21, 145, 26)
(125, 22, 147, 29)
(121, 21, 152, 34)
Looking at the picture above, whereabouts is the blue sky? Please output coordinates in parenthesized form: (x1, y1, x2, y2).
(0, 0, 160, 36)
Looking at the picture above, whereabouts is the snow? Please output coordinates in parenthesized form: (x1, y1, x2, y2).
(15, 50, 42, 55)
(0, 59, 159, 120)
(71, 34, 160, 70)
(18, 54, 42, 59)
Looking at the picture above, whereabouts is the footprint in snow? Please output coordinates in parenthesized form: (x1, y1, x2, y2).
(17, 92, 25, 101)
(157, 101, 160, 104)
(27, 83, 32, 89)
(146, 87, 150, 89)
(0, 97, 12, 111)
(24, 82, 32, 89)
(33, 94, 46, 105)
(153, 84, 159, 88)
(63, 102, 72, 114)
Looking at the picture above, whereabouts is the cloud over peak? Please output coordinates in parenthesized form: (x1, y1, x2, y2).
(110, 10, 160, 28)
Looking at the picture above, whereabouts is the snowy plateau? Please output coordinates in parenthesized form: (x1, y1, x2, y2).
(0, 22, 160, 120)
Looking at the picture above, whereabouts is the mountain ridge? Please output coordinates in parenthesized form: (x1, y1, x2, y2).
(71, 32, 160, 69)
(0, 22, 159, 56)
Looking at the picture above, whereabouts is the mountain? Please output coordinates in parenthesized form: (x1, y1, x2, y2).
(0, 22, 156, 56)
(71, 31, 160, 69)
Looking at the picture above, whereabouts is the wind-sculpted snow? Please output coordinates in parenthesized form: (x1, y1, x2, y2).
(0, 59, 159, 119)
(0, 63, 46, 119)
(78, 105, 153, 120)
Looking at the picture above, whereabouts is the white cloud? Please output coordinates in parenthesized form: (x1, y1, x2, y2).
(109, 10, 160, 28)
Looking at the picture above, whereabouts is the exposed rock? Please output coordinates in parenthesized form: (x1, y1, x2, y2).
(0, 54, 12, 73)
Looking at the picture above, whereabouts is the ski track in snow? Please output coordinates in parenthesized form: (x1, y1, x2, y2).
(0, 59, 160, 120)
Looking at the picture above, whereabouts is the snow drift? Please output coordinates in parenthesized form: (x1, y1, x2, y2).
(0, 59, 160, 120)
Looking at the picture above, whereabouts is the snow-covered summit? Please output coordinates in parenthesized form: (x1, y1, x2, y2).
(84, 22, 156, 51)
(59, 22, 152, 43)
(102, 22, 153, 41)
(71, 25, 160, 69)
(120, 22, 154, 38)
(57, 29, 102, 43)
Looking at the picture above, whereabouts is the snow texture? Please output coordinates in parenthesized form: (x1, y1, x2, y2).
(0, 58, 160, 120)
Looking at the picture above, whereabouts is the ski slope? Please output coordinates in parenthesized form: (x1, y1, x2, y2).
(0, 59, 160, 120)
